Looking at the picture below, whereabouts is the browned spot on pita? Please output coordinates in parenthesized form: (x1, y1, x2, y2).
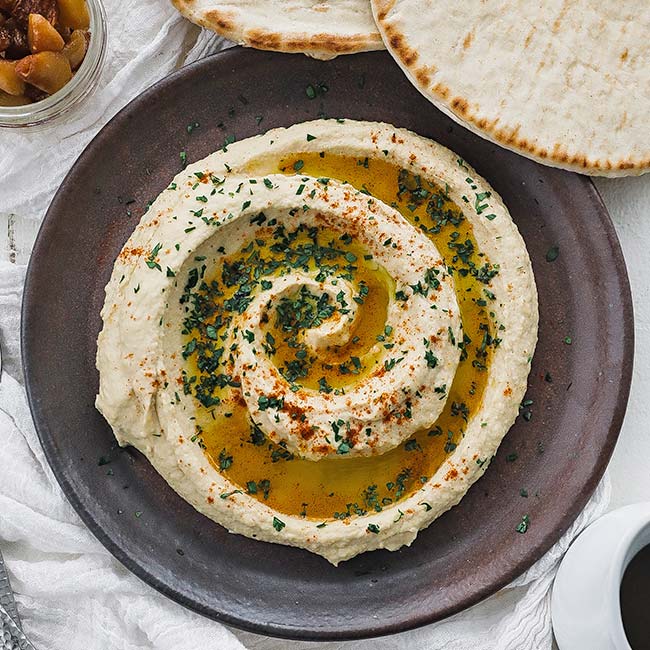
(503, 124, 521, 144)
(462, 31, 473, 49)
(570, 154, 588, 168)
(538, 149, 548, 159)
(247, 28, 281, 50)
(518, 138, 529, 151)
(381, 22, 419, 67)
(203, 8, 234, 31)
(620, 48, 629, 61)
(451, 96, 469, 115)
(433, 82, 449, 99)
(522, 139, 538, 153)
(388, 32, 418, 65)
(415, 68, 430, 87)
(552, 0, 570, 33)
(375, 0, 397, 21)
(524, 27, 535, 48)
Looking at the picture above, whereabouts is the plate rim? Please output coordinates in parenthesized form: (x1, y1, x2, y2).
(21, 46, 635, 641)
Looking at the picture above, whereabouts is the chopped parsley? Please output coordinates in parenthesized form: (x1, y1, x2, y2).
(516, 515, 530, 534)
(218, 449, 233, 471)
(546, 245, 559, 262)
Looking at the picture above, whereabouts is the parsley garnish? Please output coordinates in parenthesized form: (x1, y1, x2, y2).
(145, 243, 162, 271)
(516, 515, 530, 534)
(218, 449, 233, 471)
(424, 350, 438, 368)
(546, 246, 559, 262)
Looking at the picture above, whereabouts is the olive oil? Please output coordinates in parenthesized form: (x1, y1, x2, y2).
(183, 154, 495, 520)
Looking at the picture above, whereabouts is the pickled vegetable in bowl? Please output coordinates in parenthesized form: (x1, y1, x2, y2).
(0, 0, 91, 105)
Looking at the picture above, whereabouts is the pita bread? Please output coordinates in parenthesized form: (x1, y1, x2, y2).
(172, 0, 384, 60)
(372, 0, 650, 176)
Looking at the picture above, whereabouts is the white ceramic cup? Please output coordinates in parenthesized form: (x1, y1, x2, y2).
(552, 503, 650, 649)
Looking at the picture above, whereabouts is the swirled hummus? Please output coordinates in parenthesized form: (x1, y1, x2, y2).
(96, 120, 538, 564)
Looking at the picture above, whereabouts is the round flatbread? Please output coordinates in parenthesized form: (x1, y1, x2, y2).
(372, 0, 650, 176)
(172, 0, 384, 60)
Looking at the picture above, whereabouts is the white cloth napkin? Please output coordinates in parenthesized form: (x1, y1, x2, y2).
(0, 2, 611, 648)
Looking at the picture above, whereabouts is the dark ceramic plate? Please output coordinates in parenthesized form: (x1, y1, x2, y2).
(22, 47, 633, 640)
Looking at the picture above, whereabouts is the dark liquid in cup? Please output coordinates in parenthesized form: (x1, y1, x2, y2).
(620, 544, 650, 649)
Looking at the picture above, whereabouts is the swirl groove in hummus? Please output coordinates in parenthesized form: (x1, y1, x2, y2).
(96, 120, 538, 565)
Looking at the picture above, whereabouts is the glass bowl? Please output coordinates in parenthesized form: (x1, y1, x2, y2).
(0, 0, 107, 129)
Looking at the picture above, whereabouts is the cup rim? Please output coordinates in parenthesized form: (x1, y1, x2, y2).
(552, 502, 650, 650)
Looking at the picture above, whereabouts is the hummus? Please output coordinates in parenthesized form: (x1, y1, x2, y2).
(96, 120, 538, 565)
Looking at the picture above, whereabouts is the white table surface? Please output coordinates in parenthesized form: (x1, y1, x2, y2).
(594, 176, 650, 510)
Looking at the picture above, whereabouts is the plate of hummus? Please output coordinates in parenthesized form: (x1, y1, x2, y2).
(22, 47, 633, 639)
